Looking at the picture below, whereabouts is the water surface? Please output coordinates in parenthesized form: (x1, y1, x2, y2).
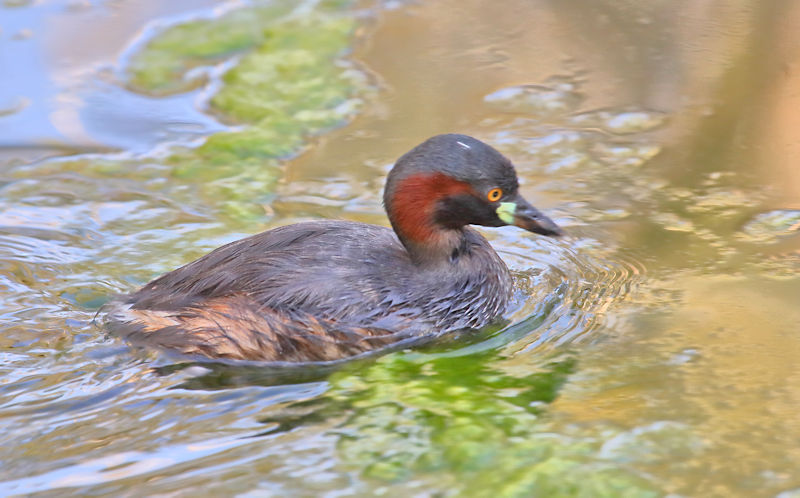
(1, 0, 800, 496)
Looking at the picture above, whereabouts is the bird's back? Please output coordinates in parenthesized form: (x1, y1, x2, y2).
(105, 220, 512, 362)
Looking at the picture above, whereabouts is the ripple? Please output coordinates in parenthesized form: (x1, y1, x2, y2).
(0, 233, 88, 265)
(738, 209, 800, 244)
(493, 126, 598, 174)
(0, 96, 30, 117)
(686, 188, 758, 216)
(491, 231, 646, 355)
(747, 251, 800, 279)
(484, 76, 585, 116)
(569, 108, 667, 134)
(489, 121, 661, 186)
(651, 212, 696, 232)
(598, 421, 703, 464)
(271, 177, 383, 222)
(592, 141, 661, 168)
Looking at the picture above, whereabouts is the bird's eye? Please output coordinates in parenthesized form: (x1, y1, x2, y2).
(487, 188, 503, 202)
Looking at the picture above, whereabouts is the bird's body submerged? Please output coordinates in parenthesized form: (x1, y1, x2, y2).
(106, 134, 561, 362)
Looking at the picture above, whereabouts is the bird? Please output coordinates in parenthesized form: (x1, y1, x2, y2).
(105, 134, 562, 363)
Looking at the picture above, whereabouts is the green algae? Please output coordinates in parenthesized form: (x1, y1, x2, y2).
(343, 354, 658, 497)
(125, 0, 361, 96)
(256, 351, 660, 497)
(112, 2, 368, 222)
(128, 2, 368, 213)
(4, 2, 371, 247)
(1, 0, 373, 289)
(126, 2, 295, 96)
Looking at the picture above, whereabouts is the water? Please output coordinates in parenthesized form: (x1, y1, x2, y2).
(2, 0, 800, 496)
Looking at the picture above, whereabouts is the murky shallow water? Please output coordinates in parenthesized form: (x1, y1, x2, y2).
(2, 0, 800, 496)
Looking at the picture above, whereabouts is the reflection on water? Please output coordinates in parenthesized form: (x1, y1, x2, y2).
(2, 0, 800, 496)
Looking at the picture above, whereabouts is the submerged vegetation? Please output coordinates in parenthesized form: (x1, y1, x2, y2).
(72, 1, 370, 222)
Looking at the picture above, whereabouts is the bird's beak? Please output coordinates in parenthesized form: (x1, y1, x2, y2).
(496, 194, 563, 237)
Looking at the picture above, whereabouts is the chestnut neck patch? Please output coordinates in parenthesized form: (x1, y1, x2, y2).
(387, 172, 476, 244)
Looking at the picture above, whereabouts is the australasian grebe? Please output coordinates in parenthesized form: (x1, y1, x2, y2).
(106, 134, 562, 362)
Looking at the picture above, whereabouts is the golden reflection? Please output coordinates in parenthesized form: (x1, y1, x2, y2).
(553, 274, 800, 494)
(753, 0, 800, 202)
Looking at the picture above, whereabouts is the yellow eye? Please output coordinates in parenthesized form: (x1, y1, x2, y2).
(487, 188, 503, 202)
